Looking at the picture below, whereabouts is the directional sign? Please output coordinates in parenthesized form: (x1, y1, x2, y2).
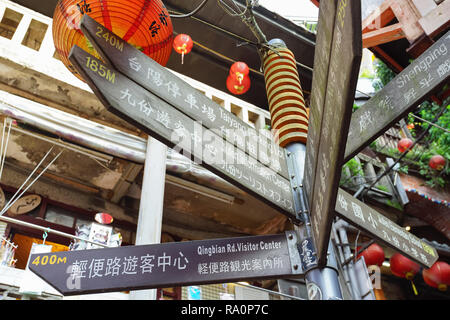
(305, 0, 362, 265)
(335, 188, 438, 268)
(69, 46, 295, 215)
(344, 30, 450, 163)
(79, 14, 289, 180)
(29, 232, 301, 296)
(303, 0, 337, 210)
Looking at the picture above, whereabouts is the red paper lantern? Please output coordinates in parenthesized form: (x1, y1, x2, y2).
(429, 155, 446, 171)
(357, 243, 385, 266)
(173, 34, 193, 64)
(397, 138, 413, 153)
(226, 74, 250, 95)
(390, 253, 420, 280)
(422, 261, 450, 291)
(53, 0, 173, 81)
(229, 62, 249, 85)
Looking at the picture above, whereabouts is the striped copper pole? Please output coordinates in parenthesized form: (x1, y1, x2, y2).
(262, 41, 308, 147)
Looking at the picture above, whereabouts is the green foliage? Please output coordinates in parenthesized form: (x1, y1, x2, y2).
(375, 185, 389, 192)
(370, 58, 449, 189)
(340, 157, 364, 186)
(372, 59, 396, 92)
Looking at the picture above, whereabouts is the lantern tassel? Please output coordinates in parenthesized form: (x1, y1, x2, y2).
(410, 280, 418, 295)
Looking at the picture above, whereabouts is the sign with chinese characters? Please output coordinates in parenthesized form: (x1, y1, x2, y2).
(29, 232, 301, 296)
(305, 0, 362, 265)
(335, 188, 438, 268)
(344, 30, 450, 162)
(69, 46, 295, 215)
(7, 194, 41, 215)
(79, 14, 289, 180)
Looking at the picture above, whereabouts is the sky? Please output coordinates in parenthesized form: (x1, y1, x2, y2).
(258, 0, 319, 20)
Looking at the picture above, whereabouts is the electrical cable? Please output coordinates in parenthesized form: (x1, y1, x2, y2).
(169, 0, 210, 19)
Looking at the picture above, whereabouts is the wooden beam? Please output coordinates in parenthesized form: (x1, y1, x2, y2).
(363, 23, 405, 48)
(390, 0, 424, 43)
(371, 46, 404, 73)
(310, 0, 319, 8)
(418, 0, 450, 38)
(411, 0, 437, 17)
(362, 1, 396, 32)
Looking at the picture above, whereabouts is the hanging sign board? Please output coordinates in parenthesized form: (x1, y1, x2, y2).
(68, 46, 295, 216)
(29, 232, 301, 296)
(335, 188, 438, 268)
(304, 0, 362, 265)
(79, 14, 289, 180)
(344, 30, 450, 163)
(7, 194, 41, 215)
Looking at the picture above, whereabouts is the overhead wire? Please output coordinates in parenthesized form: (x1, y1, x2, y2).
(169, 0, 210, 18)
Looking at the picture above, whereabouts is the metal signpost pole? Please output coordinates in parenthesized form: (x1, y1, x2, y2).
(285, 143, 342, 300)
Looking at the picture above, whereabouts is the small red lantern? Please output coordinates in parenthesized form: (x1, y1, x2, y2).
(397, 138, 413, 153)
(226, 74, 250, 95)
(429, 154, 446, 171)
(230, 62, 249, 85)
(390, 253, 420, 280)
(357, 243, 385, 266)
(173, 34, 193, 64)
(422, 261, 450, 291)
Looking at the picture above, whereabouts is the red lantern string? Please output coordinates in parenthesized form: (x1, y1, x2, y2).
(390, 253, 421, 295)
(230, 62, 249, 85)
(173, 34, 193, 64)
(429, 154, 446, 171)
(357, 243, 385, 266)
(397, 138, 413, 153)
(226, 74, 250, 95)
(423, 261, 450, 291)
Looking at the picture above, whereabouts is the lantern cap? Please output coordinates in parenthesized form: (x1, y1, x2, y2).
(268, 38, 287, 48)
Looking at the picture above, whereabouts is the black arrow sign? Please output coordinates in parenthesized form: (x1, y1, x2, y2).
(79, 14, 289, 180)
(304, 0, 362, 265)
(29, 232, 300, 296)
(344, 31, 450, 163)
(335, 188, 438, 268)
(69, 46, 295, 216)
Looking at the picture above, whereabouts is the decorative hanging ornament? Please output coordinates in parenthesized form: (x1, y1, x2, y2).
(53, 0, 174, 81)
(357, 243, 385, 266)
(429, 154, 446, 171)
(390, 253, 420, 280)
(397, 138, 413, 153)
(95, 212, 114, 225)
(229, 61, 249, 85)
(173, 34, 193, 64)
(226, 74, 250, 95)
(390, 253, 421, 295)
(422, 261, 450, 291)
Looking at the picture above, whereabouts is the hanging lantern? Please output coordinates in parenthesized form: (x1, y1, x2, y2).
(390, 253, 421, 295)
(229, 62, 249, 85)
(53, 0, 173, 81)
(173, 34, 193, 64)
(357, 243, 385, 266)
(397, 138, 413, 153)
(422, 261, 450, 291)
(226, 74, 250, 95)
(390, 253, 420, 280)
(429, 154, 446, 171)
